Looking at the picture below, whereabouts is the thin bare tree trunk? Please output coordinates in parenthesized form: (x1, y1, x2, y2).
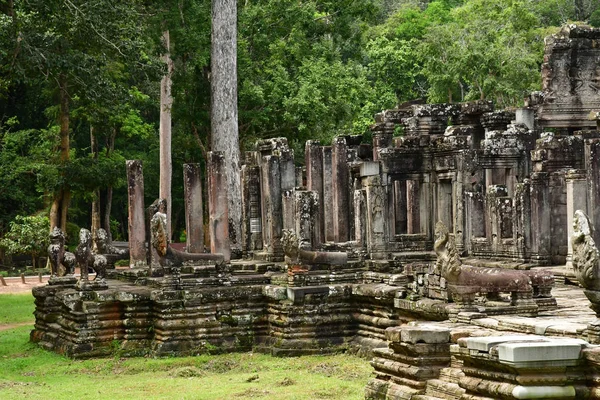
(50, 74, 71, 233)
(102, 127, 117, 242)
(160, 29, 173, 239)
(211, 0, 242, 256)
(90, 125, 101, 251)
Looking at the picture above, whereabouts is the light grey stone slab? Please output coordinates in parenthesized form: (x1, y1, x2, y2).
(465, 335, 543, 352)
(497, 339, 584, 363)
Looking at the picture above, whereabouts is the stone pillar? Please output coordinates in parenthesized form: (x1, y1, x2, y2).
(365, 175, 387, 258)
(322, 146, 334, 242)
(294, 191, 320, 249)
(261, 155, 283, 259)
(207, 151, 230, 262)
(487, 185, 510, 252)
(295, 166, 305, 189)
(332, 137, 349, 242)
(394, 180, 407, 234)
(588, 140, 600, 245)
(530, 172, 551, 263)
(305, 140, 324, 246)
(281, 191, 295, 232)
(465, 192, 485, 238)
(420, 176, 434, 240)
(515, 180, 531, 261)
(354, 189, 366, 248)
(126, 160, 146, 268)
(241, 164, 262, 253)
(279, 147, 296, 191)
(406, 180, 420, 234)
(566, 169, 589, 268)
(183, 163, 203, 253)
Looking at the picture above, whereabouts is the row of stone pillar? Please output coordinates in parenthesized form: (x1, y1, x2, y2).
(125, 155, 230, 267)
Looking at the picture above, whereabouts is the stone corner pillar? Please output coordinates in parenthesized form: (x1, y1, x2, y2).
(126, 160, 147, 268)
(207, 152, 231, 262)
(183, 163, 204, 253)
(566, 169, 589, 269)
(332, 137, 349, 242)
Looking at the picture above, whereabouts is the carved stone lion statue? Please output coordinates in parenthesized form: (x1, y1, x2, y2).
(76, 228, 107, 281)
(48, 227, 66, 277)
(48, 227, 76, 277)
(572, 210, 600, 290)
(433, 221, 461, 278)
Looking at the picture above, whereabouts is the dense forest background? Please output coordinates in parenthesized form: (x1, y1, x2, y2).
(0, 0, 599, 254)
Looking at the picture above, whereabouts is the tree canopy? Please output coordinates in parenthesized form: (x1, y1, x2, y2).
(0, 0, 598, 248)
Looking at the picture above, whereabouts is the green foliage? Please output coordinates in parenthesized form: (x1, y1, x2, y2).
(420, 0, 543, 106)
(590, 8, 600, 26)
(0, 215, 49, 268)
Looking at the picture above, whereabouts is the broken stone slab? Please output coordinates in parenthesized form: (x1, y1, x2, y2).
(385, 325, 450, 344)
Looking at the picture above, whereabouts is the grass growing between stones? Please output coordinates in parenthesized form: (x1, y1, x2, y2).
(0, 293, 372, 399)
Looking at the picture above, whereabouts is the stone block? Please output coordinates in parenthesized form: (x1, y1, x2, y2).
(360, 161, 380, 177)
(388, 325, 450, 344)
(512, 386, 575, 399)
(464, 335, 543, 352)
(497, 339, 585, 364)
(262, 285, 287, 300)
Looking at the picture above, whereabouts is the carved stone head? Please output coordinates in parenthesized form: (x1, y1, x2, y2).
(281, 230, 300, 263)
(151, 211, 168, 257)
(49, 227, 66, 245)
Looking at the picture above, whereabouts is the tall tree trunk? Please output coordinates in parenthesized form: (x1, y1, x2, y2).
(50, 74, 71, 233)
(90, 125, 101, 251)
(102, 127, 117, 242)
(211, 0, 242, 256)
(160, 29, 173, 240)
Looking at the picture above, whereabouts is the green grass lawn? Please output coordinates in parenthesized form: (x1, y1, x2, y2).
(0, 293, 373, 399)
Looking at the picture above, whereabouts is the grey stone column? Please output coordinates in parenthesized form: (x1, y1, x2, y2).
(365, 175, 387, 259)
(530, 172, 551, 263)
(241, 164, 262, 253)
(588, 140, 600, 245)
(282, 191, 295, 232)
(183, 163, 204, 253)
(332, 137, 349, 242)
(126, 160, 146, 268)
(322, 146, 334, 242)
(261, 155, 283, 259)
(279, 147, 296, 192)
(406, 180, 420, 234)
(566, 169, 589, 268)
(394, 180, 407, 234)
(354, 189, 366, 248)
(514, 180, 531, 261)
(294, 190, 320, 249)
(305, 140, 323, 246)
(207, 151, 231, 262)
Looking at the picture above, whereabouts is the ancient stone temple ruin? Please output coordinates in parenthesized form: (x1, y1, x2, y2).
(30, 24, 600, 399)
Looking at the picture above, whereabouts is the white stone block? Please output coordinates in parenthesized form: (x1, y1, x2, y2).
(498, 339, 583, 363)
(399, 325, 450, 344)
(512, 385, 575, 399)
(360, 161, 380, 177)
(465, 336, 543, 352)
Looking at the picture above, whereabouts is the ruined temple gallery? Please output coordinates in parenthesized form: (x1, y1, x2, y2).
(30, 25, 600, 399)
